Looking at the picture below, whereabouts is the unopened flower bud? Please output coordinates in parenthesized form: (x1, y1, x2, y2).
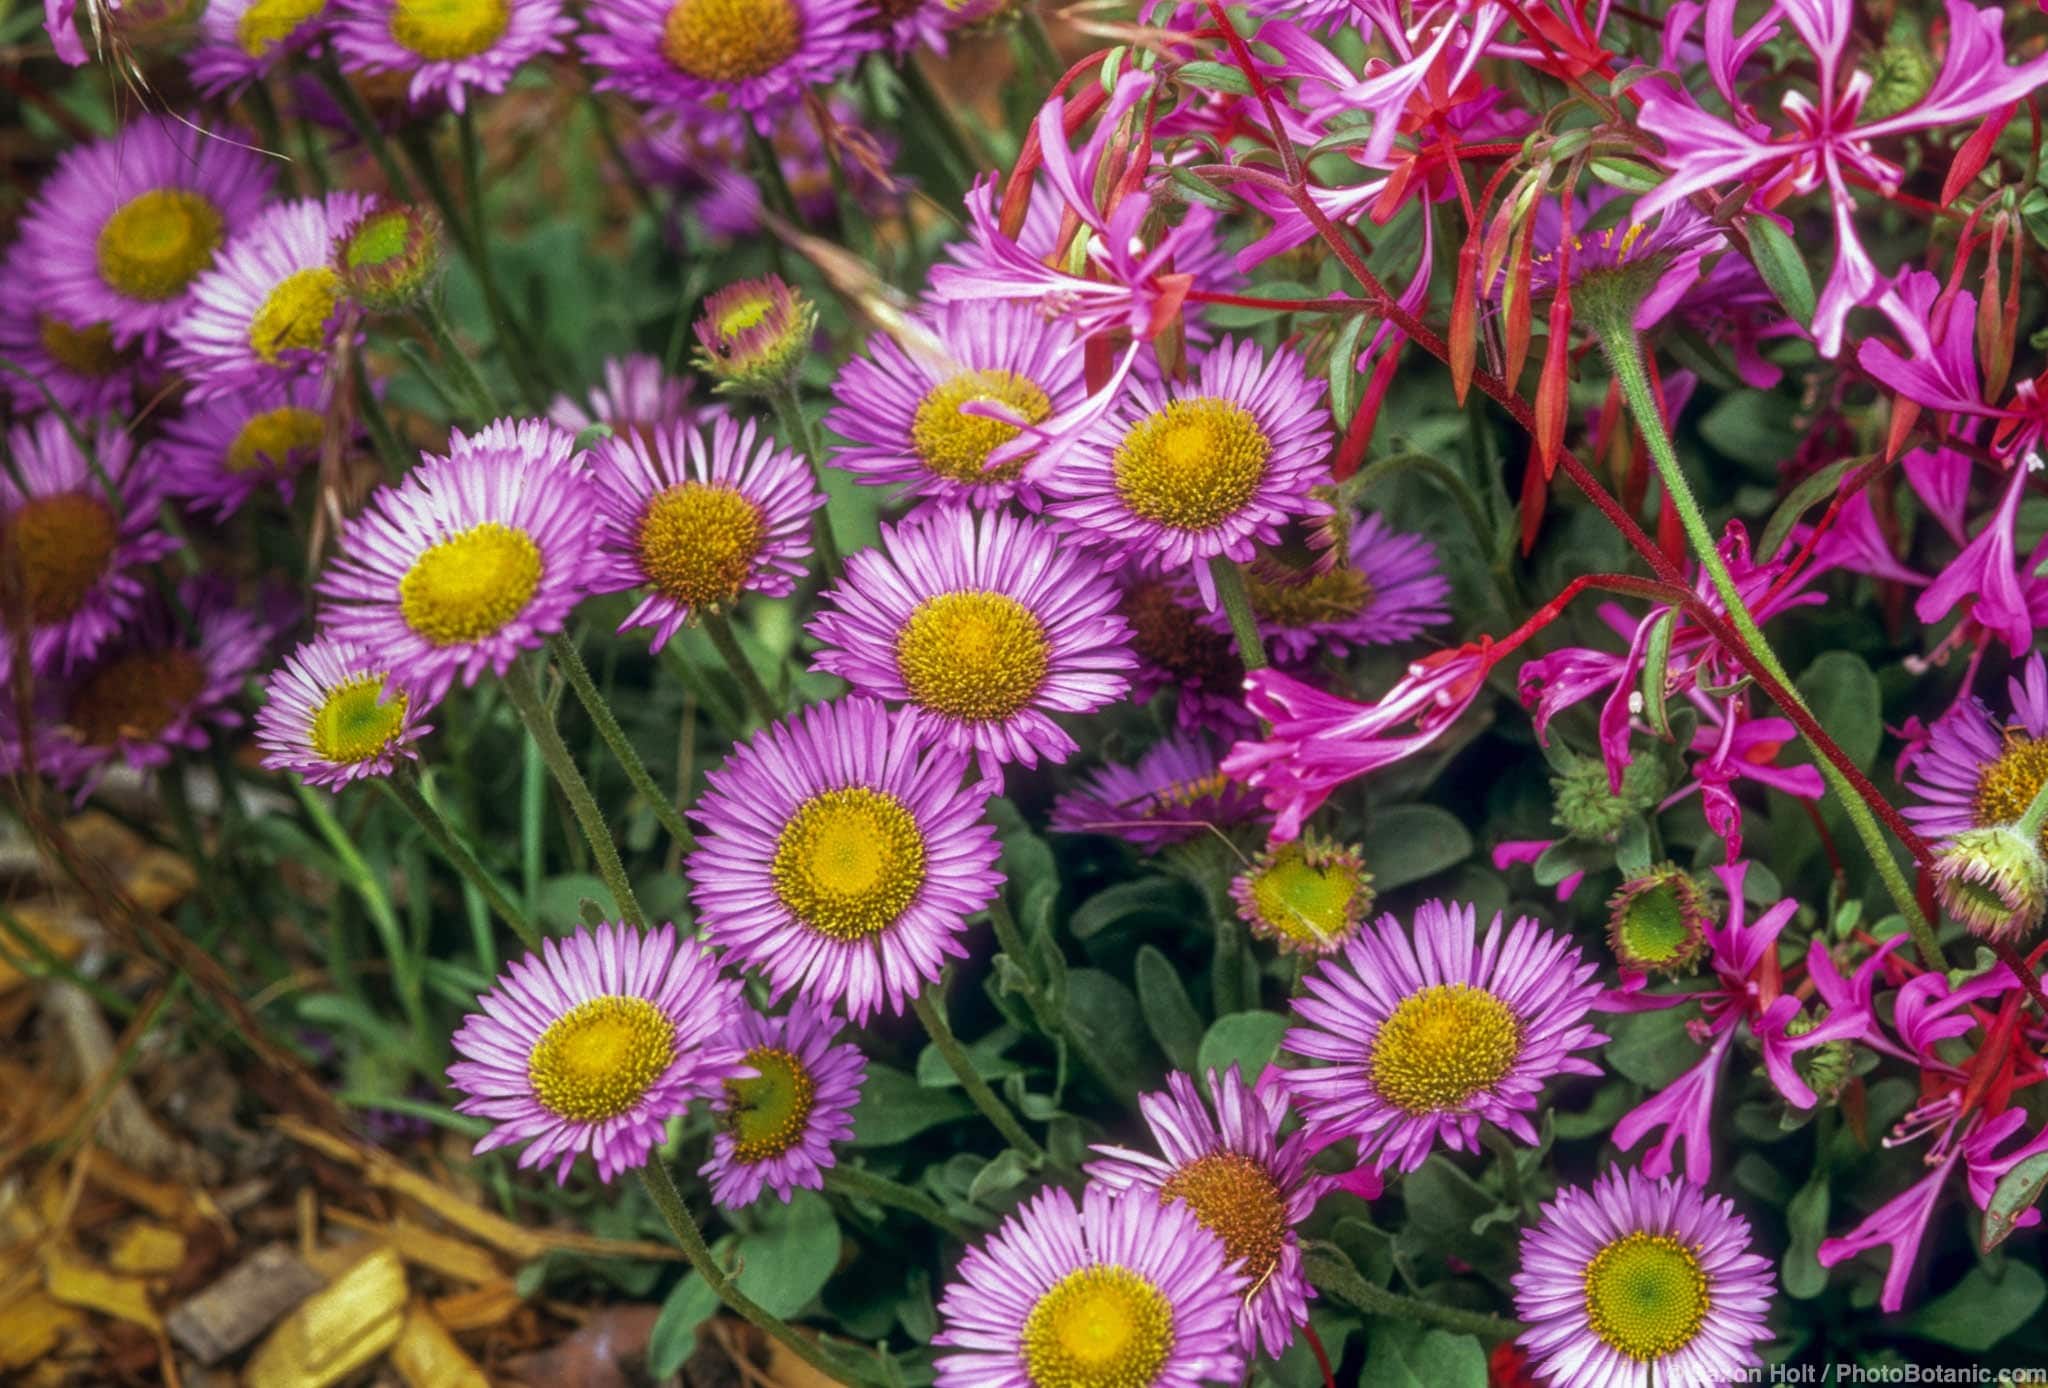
(1230, 832, 1374, 955)
(1783, 1012, 1854, 1106)
(1606, 863, 1712, 975)
(334, 204, 442, 313)
(1932, 825, 2048, 943)
(693, 275, 814, 394)
(1552, 757, 1663, 844)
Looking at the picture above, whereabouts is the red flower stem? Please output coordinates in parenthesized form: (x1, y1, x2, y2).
(1992, 940, 2048, 1031)
(1304, 1325, 1336, 1388)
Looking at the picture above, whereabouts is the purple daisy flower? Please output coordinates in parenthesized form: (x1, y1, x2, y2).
(1212, 512, 1452, 664)
(18, 114, 274, 352)
(1904, 653, 2048, 854)
(635, 102, 900, 241)
(147, 372, 340, 519)
(329, 0, 572, 112)
(1281, 899, 1607, 1174)
(587, 413, 824, 650)
(0, 240, 146, 418)
(1513, 1166, 1775, 1388)
(168, 192, 376, 400)
(8, 578, 268, 799)
(1114, 563, 1253, 735)
(687, 696, 1002, 1023)
(870, 0, 962, 55)
(447, 922, 746, 1183)
(255, 636, 436, 789)
(808, 507, 1134, 770)
(826, 300, 1087, 512)
(1, 414, 177, 677)
(188, 0, 333, 95)
(579, 0, 876, 129)
(1046, 337, 1334, 608)
(316, 416, 599, 704)
(933, 1183, 1249, 1388)
(1049, 734, 1266, 850)
(1087, 1066, 1327, 1358)
(546, 352, 722, 440)
(700, 997, 865, 1208)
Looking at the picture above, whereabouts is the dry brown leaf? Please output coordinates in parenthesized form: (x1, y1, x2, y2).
(41, 1246, 160, 1331)
(390, 1303, 489, 1388)
(59, 812, 197, 914)
(427, 1281, 525, 1334)
(163, 1243, 323, 1366)
(106, 1222, 187, 1277)
(244, 1246, 407, 1388)
(324, 1209, 503, 1287)
(84, 1150, 193, 1222)
(0, 1290, 84, 1370)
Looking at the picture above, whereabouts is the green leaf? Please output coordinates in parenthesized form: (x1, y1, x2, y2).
(1175, 59, 1253, 95)
(1698, 390, 1802, 472)
(1196, 1011, 1291, 1087)
(1757, 454, 1864, 563)
(1604, 1006, 1699, 1087)
(1639, 610, 1677, 739)
(1359, 1323, 1488, 1388)
(732, 1189, 841, 1317)
(647, 1273, 720, 1378)
(1135, 945, 1205, 1072)
(1065, 969, 1161, 1086)
(1746, 215, 1816, 328)
(536, 873, 616, 930)
(1327, 310, 1371, 428)
(967, 1148, 1033, 1205)
(1904, 1262, 2046, 1351)
(1781, 1172, 1830, 1299)
(1164, 166, 1238, 212)
(1982, 1150, 2048, 1251)
(1069, 877, 1198, 940)
(1359, 805, 1474, 891)
(1796, 651, 1882, 773)
(849, 1063, 972, 1147)
(1587, 156, 1662, 193)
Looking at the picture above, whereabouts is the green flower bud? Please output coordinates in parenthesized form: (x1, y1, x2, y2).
(334, 204, 443, 314)
(1230, 832, 1374, 955)
(1552, 756, 1664, 844)
(1606, 863, 1713, 975)
(693, 275, 815, 395)
(1933, 825, 2048, 943)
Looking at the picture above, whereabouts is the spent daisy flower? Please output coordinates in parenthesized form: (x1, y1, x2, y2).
(187, 0, 332, 94)
(1230, 832, 1374, 956)
(808, 507, 1133, 770)
(701, 998, 865, 1208)
(1048, 735, 1267, 851)
(448, 922, 746, 1183)
(587, 414, 824, 649)
(1114, 565, 1251, 735)
(1047, 337, 1334, 608)
(826, 300, 1088, 511)
(1, 414, 177, 677)
(1217, 512, 1452, 663)
(547, 352, 721, 441)
(579, 0, 875, 128)
(1904, 653, 2048, 856)
(0, 241, 145, 419)
(147, 372, 338, 519)
(933, 1184, 1249, 1388)
(18, 114, 273, 351)
(1282, 899, 1607, 1173)
(329, 0, 572, 112)
(687, 696, 1002, 1023)
(1513, 1167, 1775, 1388)
(168, 192, 377, 399)
(255, 636, 435, 789)
(1087, 1066, 1327, 1357)
(316, 417, 599, 703)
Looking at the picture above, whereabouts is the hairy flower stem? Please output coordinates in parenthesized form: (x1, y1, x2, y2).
(417, 298, 499, 423)
(1303, 1251, 1524, 1340)
(501, 658, 646, 929)
(546, 633, 694, 850)
(1208, 555, 1269, 671)
(639, 1158, 855, 1385)
(380, 769, 540, 952)
(768, 386, 846, 580)
(312, 59, 415, 201)
(910, 984, 1048, 1165)
(1593, 315, 1943, 970)
(823, 1163, 980, 1242)
(701, 613, 781, 729)
(895, 57, 982, 200)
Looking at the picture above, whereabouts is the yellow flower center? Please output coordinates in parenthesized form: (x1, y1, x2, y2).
(527, 994, 678, 1123)
(96, 189, 225, 302)
(397, 521, 544, 647)
(635, 483, 765, 610)
(389, 0, 509, 59)
(228, 405, 325, 475)
(660, 0, 801, 83)
(771, 787, 928, 940)
(308, 672, 409, 764)
(1021, 1265, 1175, 1388)
(4, 492, 119, 625)
(1582, 1232, 1712, 1362)
(65, 649, 206, 747)
(1158, 1150, 1287, 1287)
(894, 590, 1050, 722)
(1112, 396, 1271, 531)
(1247, 567, 1371, 628)
(236, 0, 326, 55)
(1247, 844, 1364, 951)
(723, 1044, 816, 1163)
(908, 368, 1052, 484)
(1974, 733, 2048, 856)
(37, 316, 122, 377)
(248, 266, 341, 365)
(1368, 983, 1522, 1115)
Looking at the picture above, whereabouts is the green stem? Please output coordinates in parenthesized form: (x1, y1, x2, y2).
(702, 612, 781, 728)
(379, 770, 540, 953)
(768, 386, 845, 580)
(895, 57, 981, 200)
(351, 347, 409, 477)
(1481, 1124, 1525, 1216)
(745, 124, 805, 228)
(987, 894, 1033, 964)
(501, 658, 646, 929)
(312, 59, 415, 200)
(638, 1159, 855, 1385)
(417, 298, 499, 422)
(1019, 8, 1063, 81)
(1303, 1252, 1523, 1341)
(547, 632, 695, 851)
(1207, 555, 1268, 672)
(1594, 317, 1941, 970)
(823, 1164, 980, 1241)
(910, 984, 1047, 1164)
(1210, 882, 1248, 1016)
(293, 781, 429, 1047)
(2013, 773, 2048, 842)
